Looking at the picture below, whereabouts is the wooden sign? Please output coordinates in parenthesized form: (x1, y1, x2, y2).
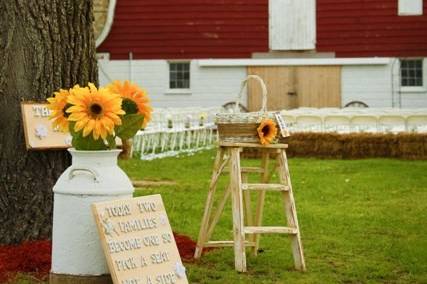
(21, 102, 71, 150)
(92, 195, 188, 284)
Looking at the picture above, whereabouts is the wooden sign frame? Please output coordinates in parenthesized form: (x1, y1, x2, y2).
(275, 112, 291, 138)
(92, 194, 188, 284)
(21, 102, 71, 150)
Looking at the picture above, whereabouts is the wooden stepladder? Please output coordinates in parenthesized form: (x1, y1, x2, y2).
(194, 142, 306, 272)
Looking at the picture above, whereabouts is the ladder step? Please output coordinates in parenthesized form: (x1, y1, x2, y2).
(224, 167, 265, 174)
(244, 226, 298, 235)
(205, 240, 256, 247)
(219, 142, 288, 149)
(241, 167, 265, 173)
(242, 183, 289, 191)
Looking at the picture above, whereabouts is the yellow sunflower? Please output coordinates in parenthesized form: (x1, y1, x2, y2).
(47, 89, 72, 132)
(257, 119, 278, 145)
(66, 83, 125, 140)
(108, 80, 152, 127)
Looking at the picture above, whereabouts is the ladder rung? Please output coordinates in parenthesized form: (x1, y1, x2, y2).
(224, 166, 265, 173)
(244, 226, 298, 235)
(242, 183, 289, 191)
(205, 240, 256, 247)
(241, 167, 265, 173)
(220, 142, 288, 149)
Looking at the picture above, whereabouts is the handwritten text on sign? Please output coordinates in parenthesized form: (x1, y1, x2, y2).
(92, 195, 188, 284)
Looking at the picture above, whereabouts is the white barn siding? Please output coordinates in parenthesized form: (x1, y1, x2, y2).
(190, 62, 247, 107)
(342, 59, 427, 108)
(98, 59, 168, 99)
(342, 65, 393, 108)
(401, 92, 427, 108)
(269, 0, 316, 50)
(99, 58, 427, 109)
(98, 59, 247, 108)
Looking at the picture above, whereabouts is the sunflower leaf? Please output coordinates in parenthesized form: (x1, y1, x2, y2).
(68, 121, 77, 135)
(71, 132, 107, 150)
(106, 135, 116, 149)
(116, 114, 144, 140)
(68, 123, 107, 150)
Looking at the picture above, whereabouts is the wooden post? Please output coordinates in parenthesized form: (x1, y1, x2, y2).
(253, 151, 270, 255)
(229, 147, 246, 272)
(205, 185, 231, 242)
(242, 172, 254, 230)
(194, 147, 226, 259)
(277, 150, 306, 271)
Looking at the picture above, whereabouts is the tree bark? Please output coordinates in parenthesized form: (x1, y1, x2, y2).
(0, 0, 98, 244)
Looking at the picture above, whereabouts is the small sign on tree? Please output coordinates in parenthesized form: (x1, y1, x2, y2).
(92, 195, 188, 284)
(21, 102, 71, 150)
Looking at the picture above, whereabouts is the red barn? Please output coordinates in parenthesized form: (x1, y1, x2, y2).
(95, 0, 427, 109)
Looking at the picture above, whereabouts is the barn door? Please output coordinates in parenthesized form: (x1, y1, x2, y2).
(247, 66, 297, 111)
(295, 66, 341, 108)
(247, 66, 341, 111)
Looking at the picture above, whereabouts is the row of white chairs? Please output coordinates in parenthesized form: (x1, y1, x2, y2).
(132, 107, 427, 159)
(132, 107, 221, 159)
(284, 107, 427, 116)
(281, 109, 427, 133)
(132, 125, 216, 160)
(147, 107, 221, 131)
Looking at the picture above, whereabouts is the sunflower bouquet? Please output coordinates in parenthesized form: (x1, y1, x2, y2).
(47, 80, 151, 151)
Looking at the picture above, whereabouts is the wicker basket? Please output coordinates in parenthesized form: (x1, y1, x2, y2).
(216, 75, 285, 143)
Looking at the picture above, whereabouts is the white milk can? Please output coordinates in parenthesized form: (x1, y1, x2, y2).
(51, 149, 134, 276)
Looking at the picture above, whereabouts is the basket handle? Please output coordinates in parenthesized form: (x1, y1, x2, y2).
(235, 75, 268, 113)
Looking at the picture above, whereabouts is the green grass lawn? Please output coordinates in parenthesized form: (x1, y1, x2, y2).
(12, 150, 427, 284)
(121, 150, 427, 284)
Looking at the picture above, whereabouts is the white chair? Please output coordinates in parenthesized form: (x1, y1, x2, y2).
(378, 115, 406, 133)
(280, 113, 296, 132)
(295, 115, 323, 132)
(407, 115, 427, 133)
(323, 115, 351, 133)
(350, 115, 378, 133)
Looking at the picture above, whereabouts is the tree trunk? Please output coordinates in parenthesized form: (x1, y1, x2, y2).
(0, 0, 98, 244)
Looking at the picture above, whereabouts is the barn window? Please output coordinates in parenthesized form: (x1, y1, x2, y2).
(169, 62, 190, 89)
(398, 0, 423, 16)
(400, 59, 423, 87)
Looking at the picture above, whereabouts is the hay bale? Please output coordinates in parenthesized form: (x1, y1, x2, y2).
(283, 132, 426, 160)
(397, 133, 427, 159)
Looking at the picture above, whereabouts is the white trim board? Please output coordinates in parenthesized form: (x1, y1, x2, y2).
(198, 58, 391, 67)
